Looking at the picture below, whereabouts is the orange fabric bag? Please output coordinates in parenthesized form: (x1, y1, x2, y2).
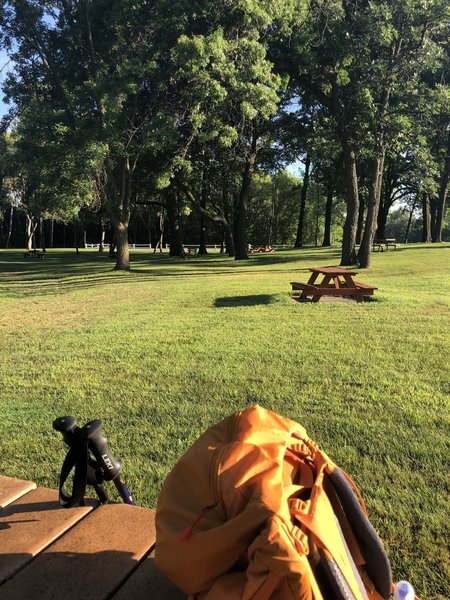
(155, 405, 392, 599)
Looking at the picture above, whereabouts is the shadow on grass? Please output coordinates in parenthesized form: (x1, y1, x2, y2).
(214, 294, 278, 307)
(0, 246, 397, 299)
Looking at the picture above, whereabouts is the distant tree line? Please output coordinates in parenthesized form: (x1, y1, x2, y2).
(0, 0, 449, 269)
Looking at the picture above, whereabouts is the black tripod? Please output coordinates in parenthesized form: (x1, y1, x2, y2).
(53, 416, 135, 507)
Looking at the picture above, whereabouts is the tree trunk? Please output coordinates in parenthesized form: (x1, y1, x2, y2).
(99, 219, 106, 252)
(358, 147, 386, 268)
(234, 131, 258, 260)
(376, 157, 395, 240)
(404, 196, 417, 243)
(355, 196, 365, 245)
(198, 173, 208, 255)
(109, 231, 117, 256)
(421, 192, 432, 242)
(432, 130, 450, 243)
(166, 190, 184, 257)
(222, 182, 235, 256)
(358, 40, 398, 268)
(25, 214, 37, 250)
(376, 200, 390, 240)
(74, 223, 80, 254)
(225, 222, 235, 256)
(198, 214, 207, 254)
(154, 210, 165, 253)
(113, 222, 129, 268)
(340, 142, 359, 266)
(322, 187, 333, 246)
(314, 180, 321, 246)
(268, 187, 277, 245)
(6, 205, 13, 249)
(104, 156, 132, 270)
(294, 154, 310, 247)
(40, 216, 47, 252)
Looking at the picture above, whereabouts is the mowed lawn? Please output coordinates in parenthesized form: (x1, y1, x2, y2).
(0, 244, 449, 599)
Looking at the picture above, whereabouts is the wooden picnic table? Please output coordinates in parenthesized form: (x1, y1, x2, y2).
(291, 266, 377, 303)
(0, 475, 185, 599)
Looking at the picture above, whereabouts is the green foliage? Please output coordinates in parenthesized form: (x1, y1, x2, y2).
(247, 170, 300, 244)
(11, 100, 106, 219)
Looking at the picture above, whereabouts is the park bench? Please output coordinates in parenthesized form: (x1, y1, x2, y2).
(0, 474, 186, 599)
(184, 246, 198, 257)
(23, 250, 44, 259)
(372, 238, 397, 252)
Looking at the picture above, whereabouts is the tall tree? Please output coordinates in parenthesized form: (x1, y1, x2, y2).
(275, 0, 449, 266)
(1, 0, 189, 269)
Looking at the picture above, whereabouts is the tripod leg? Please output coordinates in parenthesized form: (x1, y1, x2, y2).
(113, 477, 135, 505)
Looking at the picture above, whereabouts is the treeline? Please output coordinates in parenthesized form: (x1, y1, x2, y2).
(0, 0, 448, 269)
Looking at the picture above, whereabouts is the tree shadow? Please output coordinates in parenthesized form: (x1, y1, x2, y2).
(0, 549, 186, 599)
(0, 246, 390, 299)
(214, 294, 278, 307)
(0, 493, 185, 599)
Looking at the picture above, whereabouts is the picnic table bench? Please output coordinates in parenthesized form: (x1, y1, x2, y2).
(0, 474, 185, 599)
(23, 250, 44, 259)
(372, 238, 397, 252)
(291, 267, 377, 303)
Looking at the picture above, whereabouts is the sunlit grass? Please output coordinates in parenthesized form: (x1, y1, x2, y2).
(0, 243, 449, 599)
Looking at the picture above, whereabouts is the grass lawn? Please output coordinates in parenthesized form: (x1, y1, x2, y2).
(0, 243, 449, 599)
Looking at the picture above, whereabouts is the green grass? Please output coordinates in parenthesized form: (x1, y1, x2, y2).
(0, 244, 449, 599)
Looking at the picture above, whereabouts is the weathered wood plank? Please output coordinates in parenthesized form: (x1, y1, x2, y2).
(0, 504, 156, 599)
(353, 281, 378, 291)
(112, 551, 186, 600)
(290, 282, 319, 291)
(0, 475, 36, 509)
(0, 487, 95, 584)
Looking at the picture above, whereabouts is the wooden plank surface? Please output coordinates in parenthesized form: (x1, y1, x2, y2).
(290, 282, 319, 291)
(0, 503, 157, 599)
(0, 475, 36, 508)
(0, 487, 95, 584)
(112, 551, 186, 600)
(0, 477, 187, 599)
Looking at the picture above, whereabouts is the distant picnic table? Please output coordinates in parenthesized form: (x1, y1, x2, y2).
(0, 475, 185, 599)
(291, 266, 377, 303)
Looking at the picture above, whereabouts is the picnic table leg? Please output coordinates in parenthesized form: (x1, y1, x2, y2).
(299, 272, 320, 300)
(321, 275, 334, 288)
(311, 273, 331, 301)
(340, 274, 361, 300)
(307, 272, 320, 286)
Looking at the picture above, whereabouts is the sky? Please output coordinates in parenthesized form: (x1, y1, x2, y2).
(0, 49, 13, 118)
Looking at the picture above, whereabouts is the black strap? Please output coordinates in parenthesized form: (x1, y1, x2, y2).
(58, 434, 108, 507)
